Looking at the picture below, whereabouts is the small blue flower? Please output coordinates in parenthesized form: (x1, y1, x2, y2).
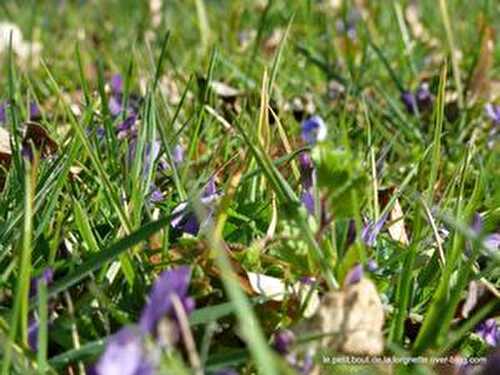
(298, 153, 314, 190)
(401, 83, 432, 114)
(148, 184, 164, 204)
(301, 116, 327, 144)
(301, 191, 315, 215)
(471, 212, 483, 234)
(367, 259, 378, 272)
(344, 263, 363, 286)
(171, 179, 220, 235)
(94, 267, 194, 374)
(0, 102, 5, 123)
(484, 233, 500, 252)
(111, 74, 123, 95)
(476, 319, 499, 347)
(108, 74, 142, 118)
(28, 318, 40, 352)
(361, 213, 387, 247)
(482, 349, 500, 375)
(109, 95, 123, 117)
(95, 327, 153, 375)
(117, 115, 137, 140)
(485, 103, 500, 125)
(172, 144, 184, 165)
(30, 101, 41, 120)
(401, 91, 417, 114)
(27, 267, 54, 352)
(30, 267, 54, 298)
(139, 266, 192, 334)
(272, 329, 295, 355)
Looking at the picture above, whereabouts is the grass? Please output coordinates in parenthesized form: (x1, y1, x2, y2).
(0, 0, 499, 374)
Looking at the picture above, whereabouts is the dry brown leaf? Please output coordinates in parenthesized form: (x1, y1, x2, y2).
(0, 126, 12, 166)
(300, 278, 384, 356)
(387, 198, 409, 246)
(263, 28, 284, 55)
(210, 81, 241, 99)
(23, 122, 58, 158)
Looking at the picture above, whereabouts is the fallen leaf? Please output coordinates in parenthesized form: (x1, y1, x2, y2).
(301, 278, 384, 356)
(247, 272, 320, 318)
(387, 198, 409, 245)
(263, 28, 284, 55)
(210, 81, 241, 100)
(23, 122, 58, 158)
(247, 272, 287, 301)
(0, 127, 11, 189)
(0, 126, 12, 167)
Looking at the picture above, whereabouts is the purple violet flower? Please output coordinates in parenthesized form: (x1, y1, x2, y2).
(117, 115, 137, 140)
(28, 318, 40, 352)
(344, 263, 363, 286)
(139, 266, 192, 334)
(415, 83, 432, 110)
(484, 233, 500, 252)
(172, 144, 184, 165)
(401, 83, 432, 114)
(109, 96, 123, 117)
(476, 319, 499, 347)
(0, 102, 6, 123)
(143, 141, 160, 178)
(272, 329, 296, 355)
(301, 116, 327, 144)
(21, 145, 34, 162)
(471, 212, 483, 234)
(482, 349, 500, 375)
(95, 327, 153, 375)
(27, 267, 54, 351)
(298, 153, 314, 190)
(298, 152, 317, 215)
(111, 74, 124, 95)
(401, 91, 417, 114)
(299, 276, 315, 285)
(171, 179, 220, 235)
(149, 185, 164, 204)
(367, 259, 378, 272)
(108, 74, 142, 118)
(96, 127, 106, 140)
(29, 101, 41, 120)
(361, 213, 388, 247)
(108, 74, 124, 117)
(485, 104, 500, 125)
(30, 267, 54, 297)
(346, 219, 357, 248)
(301, 191, 315, 216)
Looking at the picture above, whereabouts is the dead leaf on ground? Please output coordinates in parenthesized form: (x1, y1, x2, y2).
(0, 126, 12, 167)
(299, 278, 384, 356)
(211, 81, 241, 100)
(246, 272, 320, 318)
(263, 28, 284, 55)
(387, 198, 409, 246)
(23, 122, 58, 158)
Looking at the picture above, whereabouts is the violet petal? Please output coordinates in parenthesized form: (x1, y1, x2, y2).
(344, 264, 363, 286)
(95, 327, 151, 375)
(301, 115, 327, 144)
(139, 266, 191, 334)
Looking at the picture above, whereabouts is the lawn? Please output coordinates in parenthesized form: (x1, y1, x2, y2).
(0, 0, 499, 374)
